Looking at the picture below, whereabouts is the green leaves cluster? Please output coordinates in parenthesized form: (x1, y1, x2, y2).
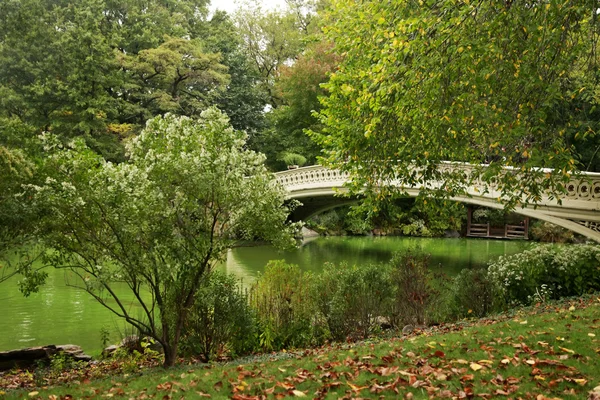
(315, 0, 600, 207)
(0, 0, 228, 161)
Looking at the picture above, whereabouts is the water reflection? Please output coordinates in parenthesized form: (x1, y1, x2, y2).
(1, 237, 529, 353)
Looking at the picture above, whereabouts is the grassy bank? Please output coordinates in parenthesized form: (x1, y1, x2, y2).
(3, 295, 600, 399)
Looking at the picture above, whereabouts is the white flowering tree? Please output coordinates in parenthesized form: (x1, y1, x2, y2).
(31, 108, 298, 367)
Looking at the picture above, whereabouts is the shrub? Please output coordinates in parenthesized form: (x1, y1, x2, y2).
(278, 152, 307, 167)
(306, 209, 344, 235)
(314, 262, 393, 341)
(449, 268, 502, 318)
(530, 221, 575, 243)
(182, 272, 254, 361)
(400, 219, 432, 237)
(388, 250, 437, 327)
(488, 244, 600, 306)
(249, 261, 316, 350)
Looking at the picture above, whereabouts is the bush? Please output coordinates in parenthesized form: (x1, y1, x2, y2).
(488, 244, 600, 306)
(306, 209, 345, 235)
(249, 261, 316, 351)
(530, 221, 575, 243)
(449, 268, 502, 318)
(314, 262, 393, 341)
(388, 250, 438, 327)
(182, 272, 254, 361)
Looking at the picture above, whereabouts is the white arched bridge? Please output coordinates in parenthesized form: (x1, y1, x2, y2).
(274, 165, 600, 242)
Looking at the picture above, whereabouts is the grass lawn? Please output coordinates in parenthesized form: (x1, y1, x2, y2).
(2, 295, 600, 399)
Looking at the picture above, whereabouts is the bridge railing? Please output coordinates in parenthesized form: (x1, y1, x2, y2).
(275, 164, 600, 202)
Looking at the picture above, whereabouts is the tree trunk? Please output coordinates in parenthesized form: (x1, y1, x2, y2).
(163, 343, 178, 368)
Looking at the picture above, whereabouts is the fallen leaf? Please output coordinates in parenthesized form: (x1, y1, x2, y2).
(28, 391, 39, 398)
(470, 363, 483, 371)
(559, 347, 575, 354)
(291, 390, 307, 397)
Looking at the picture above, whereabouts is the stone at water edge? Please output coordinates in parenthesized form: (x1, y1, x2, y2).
(0, 344, 92, 371)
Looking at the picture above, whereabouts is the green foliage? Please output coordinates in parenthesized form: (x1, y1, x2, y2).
(200, 11, 269, 138)
(182, 272, 255, 361)
(314, 261, 393, 341)
(530, 221, 576, 243)
(388, 250, 437, 327)
(49, 353, 77, 374)
(100, 327, 111, 351)
(306, 198, 465, 237)
(0, 0, 226, 161)
(488, 244, 600, 306)
(0, 146, 33, 249)
(234, 1, 320, 107)
(305, 208, 346, 235)
(278, 152, 307, 168)
(249, 261, 317, 350)
(315, 0, 600, 210)
(122, 36, 228, 118)
(449, 268, 502, 319)
(30, 108, 297, 367)
(256, 41, 340, 170)
(0, 146, 46, 288)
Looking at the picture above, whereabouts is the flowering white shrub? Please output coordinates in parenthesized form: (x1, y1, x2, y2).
(488, 244, 600, 306)
(30, 108, 299, 366)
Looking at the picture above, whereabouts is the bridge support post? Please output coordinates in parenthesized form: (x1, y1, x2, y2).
(466, 206, 473, 236)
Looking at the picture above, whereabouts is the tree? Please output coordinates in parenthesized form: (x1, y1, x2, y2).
(0, 0, 224, 161)
(30, 108, 298, 367)
(234, 0, 319, 107)
(0, 145, 46, 288)
(256, 41, 340, 170)
(199, 11, 269, 138)
(122, 36, 228, 120)
(314, 1, 600, 208)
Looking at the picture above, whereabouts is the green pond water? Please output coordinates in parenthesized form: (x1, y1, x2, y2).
(0, 237, 530, 355)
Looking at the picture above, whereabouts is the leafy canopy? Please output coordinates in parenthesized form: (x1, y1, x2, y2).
(314, 0, 600, 208)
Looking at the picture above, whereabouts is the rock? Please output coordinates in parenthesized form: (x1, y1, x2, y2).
(0, 345, 91, 371)
(55, 345, 92, 362)
(401, 325, 414, 335)
(102, 345, 118, 358)
(301, 227, 320, 238)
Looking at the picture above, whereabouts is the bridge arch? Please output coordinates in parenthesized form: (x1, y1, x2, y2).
(275, 165, 600, 242)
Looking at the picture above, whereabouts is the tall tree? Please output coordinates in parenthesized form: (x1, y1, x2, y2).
(0, 0, 225, 161)
(256, 41, 339, 170)
(234, 0, 320, 107)
(199, 10, 269, 137)
(314, 0, 600, 207)
(31, 109, 298, 367)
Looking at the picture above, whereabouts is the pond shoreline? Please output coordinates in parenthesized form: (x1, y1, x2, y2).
(1, 237, 531, 354)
